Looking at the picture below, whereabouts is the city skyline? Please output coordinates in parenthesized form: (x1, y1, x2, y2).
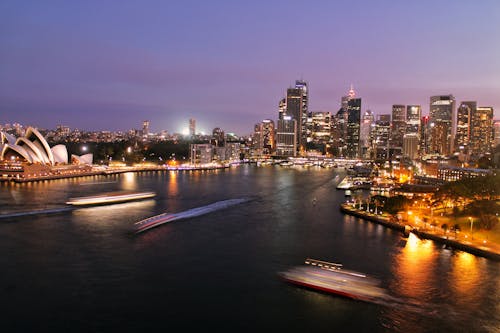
(1, 0, 499, 135)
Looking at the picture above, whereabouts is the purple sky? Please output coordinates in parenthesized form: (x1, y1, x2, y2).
(1, 0, 499, 135)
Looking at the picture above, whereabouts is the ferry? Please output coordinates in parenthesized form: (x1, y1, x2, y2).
(66, 191, 156, 206)
(134, 198, 249, 234)
(280, 259, 387, 302)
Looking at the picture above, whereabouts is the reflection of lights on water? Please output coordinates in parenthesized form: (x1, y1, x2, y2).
(451, 252, 480, 300)
(73, 199, 155, 216)
(392, 233, 436, 298)
(168, 171, 178, 195)
(122, 172, 136, 190)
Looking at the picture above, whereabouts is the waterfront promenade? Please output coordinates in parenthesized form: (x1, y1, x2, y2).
(340, 203, 500, 261)
(0, 164, 231, 183)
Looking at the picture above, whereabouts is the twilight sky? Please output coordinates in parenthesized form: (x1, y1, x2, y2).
(1, 0, 499, 135)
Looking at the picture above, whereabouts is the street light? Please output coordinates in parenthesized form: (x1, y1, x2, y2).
(469, 217, 474, 240)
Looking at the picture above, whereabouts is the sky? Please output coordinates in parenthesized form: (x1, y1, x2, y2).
(1, 0, 499, 135)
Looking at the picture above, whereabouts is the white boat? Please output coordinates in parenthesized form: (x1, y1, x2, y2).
(134, 198, 249, 234)
(66, 191, 156, 206)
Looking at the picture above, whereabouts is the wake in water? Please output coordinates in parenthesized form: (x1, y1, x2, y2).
(134, 197, 251, 234)
(0, 207, 74, 219)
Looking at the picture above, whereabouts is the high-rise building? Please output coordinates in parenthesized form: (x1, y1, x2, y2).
(373, 114, 391, 160)
(276, 116, 297, 157)
(346, 98, 362, 158)
(278, 98, 286, 120)
(285, 80, 308, 153)
(345, 88, 361, 159)
(406, 105, 421, 135)
(420, 116, 430, 156)
(253, 119, 275, 156)
(402, 105, 421, 160)
(429, 95, 455, 155)
(309, 112, 331, 147)
(211, 127, 225, 147)
(142, 120, 150, 138)
(470, 106, 494, 156)
(494, 120, 500, 148)
(455, 101, 476, 153)
(189, 118, 196, 136)
(360, 110, 374, 159)
(332, 107, 348, 157)
(390, 105, 406, 155)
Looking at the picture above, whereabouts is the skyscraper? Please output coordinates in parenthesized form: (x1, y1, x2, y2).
(142, 120, 150, 138)
(276, 116, 297, 157)
(360, 110, 374, 159)
(470, 106, 494, 157)
(429, 95, 455, 155)
(253, 119, 275, 156)
(345, 86, 361, 158)
(309, 112, 331, 147)
(373, 114, 390, 160)
(406, 105, 421, 135)
(211, 127, 225, 147)
(390, 104, 406, 156)
(189, 118, 196, 136)
(285, 80, 308, 154)
(403, 105, 421, 160)
(494, 120, 500, 148)
(455, 101, 476, 153)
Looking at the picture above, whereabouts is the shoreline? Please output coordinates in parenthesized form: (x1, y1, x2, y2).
(340, 203, 500, 262)
(0, 164, 231, 183)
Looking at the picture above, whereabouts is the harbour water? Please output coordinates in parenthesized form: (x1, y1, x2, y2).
(1, 165, 499, 332)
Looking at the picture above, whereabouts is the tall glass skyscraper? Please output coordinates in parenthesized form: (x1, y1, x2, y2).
(429, 95, 455, 156)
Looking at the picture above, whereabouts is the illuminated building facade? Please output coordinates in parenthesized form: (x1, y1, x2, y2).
(142, 120, 150, 138)
(189, 118, 196, 136)
(345, 85, 361, 158)
(211, 127, 225, 147)
(455, 101, 475, 154)
(276, 116, 297, 157)
(285, 80, 308, 153)
(253, 119, 275, 156)
(309, 112, 331, 145)
(429, 95, 455, 156)
(360, 110, 374, 159)
(470, 106, 494, 157)
(373, 114, 390, 160)
(390, 104, 406, 156)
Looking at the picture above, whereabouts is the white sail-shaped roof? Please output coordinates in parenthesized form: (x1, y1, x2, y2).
(25, 127, 55, 165)
(1, 144, 34, 163)
(71, 153, 93, 165)
(51, 145, 68, 164)
(16, 137, 45, 163)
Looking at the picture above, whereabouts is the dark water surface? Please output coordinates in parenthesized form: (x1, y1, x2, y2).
(1, 166, 499, 332)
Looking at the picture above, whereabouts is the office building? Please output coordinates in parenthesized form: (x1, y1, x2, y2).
(455, 101, 476, 154)
(470, 106, 494, 156)
(276, 116, 297, 157)
(390, 104, 406, 155)
(429, 95, 455, 156)
(189, 118, 196, 136)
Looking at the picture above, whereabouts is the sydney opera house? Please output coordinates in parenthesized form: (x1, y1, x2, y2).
(0, 127, 94, 181)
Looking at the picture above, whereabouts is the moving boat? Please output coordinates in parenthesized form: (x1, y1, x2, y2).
(134, 198, 250, 234)
(280, 259, 387, 302)
(66, 191, 156, 206)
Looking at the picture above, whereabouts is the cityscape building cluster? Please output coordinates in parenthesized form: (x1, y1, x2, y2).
(250, 81, 498, 166)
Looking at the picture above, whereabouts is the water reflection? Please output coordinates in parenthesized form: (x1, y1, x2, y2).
(391, 233, 438, 301)
(122, 172, 137, 190)
(168, 171, 178, 196)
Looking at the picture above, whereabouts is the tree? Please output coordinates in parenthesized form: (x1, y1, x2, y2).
(441, 223, 448, 235)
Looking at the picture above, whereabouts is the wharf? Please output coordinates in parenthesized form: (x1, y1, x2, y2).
(340, 203, 500, 262)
